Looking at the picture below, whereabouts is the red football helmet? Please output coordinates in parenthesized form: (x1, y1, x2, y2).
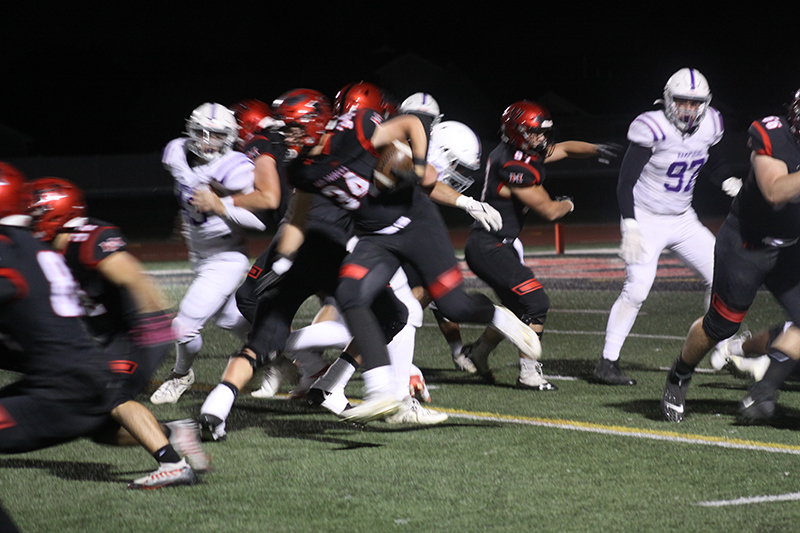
(25, 177, 86, 241)
(334, 81, 386, 116)
(789, 87, 800, 143)
(0, 162, 28, 220)
(272, 89, 333, 158)
(500, 101, 555, 155)
(230, 99, 272, 150)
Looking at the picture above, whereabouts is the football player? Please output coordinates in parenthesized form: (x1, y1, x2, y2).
(0, 166, 198, 489)
(151, 103, 264, 405)
(463, 101, 619, 389)
(25, 176, 209, 486)
(662, 87, 800, 423)
(594, 69, 724, 386)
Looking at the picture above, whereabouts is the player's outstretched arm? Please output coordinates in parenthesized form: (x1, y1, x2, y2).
(96, 251, 170, 314)
(511, 184, 573, 222)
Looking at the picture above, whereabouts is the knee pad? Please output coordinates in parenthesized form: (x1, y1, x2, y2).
(519, 288, 550, 325)
(702, 295, 748, 341)
(520, 312, 546, 327)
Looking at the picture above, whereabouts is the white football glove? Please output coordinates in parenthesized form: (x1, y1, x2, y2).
(456, 196, 503, 232)
(619, 218, 647, 264)
(722, 177, 743, 198)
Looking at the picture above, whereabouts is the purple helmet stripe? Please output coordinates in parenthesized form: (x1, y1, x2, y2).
(689, 69, 696, 90)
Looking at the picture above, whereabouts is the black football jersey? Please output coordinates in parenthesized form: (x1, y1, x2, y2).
(61, 218, 138, 340)
(288, 108, 421, 233)
(479, 142, 546, 240)
(732, 116, 800, 241)
(0, 225, 110, 403)
(242, 129, 293, 225)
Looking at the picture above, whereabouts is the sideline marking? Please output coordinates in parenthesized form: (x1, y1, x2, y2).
(436, 408, 800, 456)
(696, 492, 800, 507)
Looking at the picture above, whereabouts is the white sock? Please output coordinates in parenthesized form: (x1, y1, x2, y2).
(387, 324, 416, 401)
(361, 365, 395, 398)
(285, 321, 352, 352)
(449, 340, 463, 358)
(312, 356, 356, 393)
(200, 384, 235, 423)
(602, 297, 642, 362)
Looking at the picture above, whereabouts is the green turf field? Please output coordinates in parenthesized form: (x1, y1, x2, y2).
(2, 264, 800, 532)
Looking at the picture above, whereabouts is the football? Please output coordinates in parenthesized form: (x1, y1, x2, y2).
(373, 139, 415, 191)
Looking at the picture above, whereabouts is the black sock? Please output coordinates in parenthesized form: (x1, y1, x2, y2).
(153, 444, 181, 464)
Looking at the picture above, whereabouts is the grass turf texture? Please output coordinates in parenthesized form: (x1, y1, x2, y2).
(3, 277, 800, 532)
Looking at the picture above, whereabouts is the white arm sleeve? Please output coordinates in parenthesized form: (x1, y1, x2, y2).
(219, 196, 266, 231)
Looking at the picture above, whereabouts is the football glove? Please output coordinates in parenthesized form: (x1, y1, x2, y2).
(722, 177, 743, 198)
(596, 143, 623, 165)
(254, 254, 294, 298)
(619, 218, 647, 264)
(556, 196, 575, 213)
(130, 310, 176, 347)
(456, 196, 503, 231)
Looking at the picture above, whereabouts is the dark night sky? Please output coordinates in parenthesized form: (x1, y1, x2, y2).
(3, 5, 799, 157)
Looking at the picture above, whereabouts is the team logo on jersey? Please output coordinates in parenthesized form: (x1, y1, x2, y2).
(98, 237, 125, 253)
(247, 265, 263, 279)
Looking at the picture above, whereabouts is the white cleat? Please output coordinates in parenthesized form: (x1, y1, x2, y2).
(251, 356, 293, 398)
(516, 359, 557, 391)
(150, 369, 195, 404)
(728, 354, 770, 382)
(127, 458, 197, 490)
(491, 305, 541, 359)
(165, 419, 211, 473)
(308, 387, 351, 416)
(709, 331, 750, 371)
(341, 394, 401, 424)
(385, 396, 448, 425)
(452, 353, 477, 374)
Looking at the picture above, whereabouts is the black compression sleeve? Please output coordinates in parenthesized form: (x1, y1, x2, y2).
(616, 142, 651, 219)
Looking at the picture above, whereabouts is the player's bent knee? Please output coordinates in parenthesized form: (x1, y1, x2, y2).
(702, 311, 741, 342)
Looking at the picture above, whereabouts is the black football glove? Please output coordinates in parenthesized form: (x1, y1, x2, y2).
(254, 253, 294, 298)
(596, 143, 623, 165)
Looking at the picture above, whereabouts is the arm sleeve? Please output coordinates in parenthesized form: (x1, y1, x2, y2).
(616, 142, 651, 219)
(219, 197, 267, 230)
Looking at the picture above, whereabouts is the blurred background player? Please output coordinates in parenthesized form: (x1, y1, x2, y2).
(151, 103, 264, 405)
(661, 87, 800, 423)
(25, 176, 209, 484)
(0, 166, 199, 490)
(463, 100, 619, 389)
(594, 68, 724, 386)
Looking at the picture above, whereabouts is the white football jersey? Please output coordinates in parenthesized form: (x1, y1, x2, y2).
(163, 138, 256, 256)
(628, 107, 723, 215)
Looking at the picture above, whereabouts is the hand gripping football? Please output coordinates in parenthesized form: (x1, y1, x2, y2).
(373, 139, 415, 191)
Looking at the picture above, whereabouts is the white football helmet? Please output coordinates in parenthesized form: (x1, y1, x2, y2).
(662, 68, 712, 133)
(185, 103, 238, 162)
(430, 121, 481, 170)
(398, 92, 443, 127)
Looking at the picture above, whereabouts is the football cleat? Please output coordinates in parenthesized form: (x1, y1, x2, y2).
(517, 359, 557, 391)
(198, 413, 227, 442)
(165, 419, 211, 473)
(592, 357, 636, 386)
(385, 397, 448, 425)
(127, 459, 197, 490)
(661, 360, 692, 423)
(452, 353, 477, 374)
(738, 391, 776, 425)
(291, 364, 330, 400)
(251, 356, 293, 398)
(709, 331, 750, 371)
(150, 369, 195, 404)
(341, 394, 401, 424)
(308, 387, 352, 416)
(491, 305, 541, 360)
(727, 355, 770, 383)
(462, 342, 495, 384)
(409, 373, 431, 403)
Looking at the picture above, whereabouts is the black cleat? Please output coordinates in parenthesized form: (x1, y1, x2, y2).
(661, 360, 691, 423)
(593, 358, 636, 386)
(738, 382, 776, 425)
(198, 413, 227, 442)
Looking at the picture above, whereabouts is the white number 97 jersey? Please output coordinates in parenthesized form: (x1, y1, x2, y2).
(628, 107, 723, 215)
